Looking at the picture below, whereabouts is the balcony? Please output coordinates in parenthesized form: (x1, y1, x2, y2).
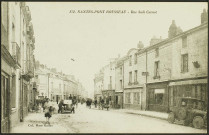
(22, 60, 34, 81)
(11, 42, 21, 68)
(27, 22, 34, 37)
(33, 82, 37, 91)
(25, 6, 31, 21)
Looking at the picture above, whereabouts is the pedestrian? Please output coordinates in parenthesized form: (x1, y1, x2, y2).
(44, 99, 53, 124)
(94, 99, 97, 108)
(89, 99, 92, 109)
(101, 98, 104, 110)
(75, 100, 78, 108)
(58, 99, 64, 113)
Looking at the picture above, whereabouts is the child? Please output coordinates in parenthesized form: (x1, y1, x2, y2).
(45, 106, 53, 124)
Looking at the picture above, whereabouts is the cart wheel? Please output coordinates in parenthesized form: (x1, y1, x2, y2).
(193, 116, 204, 129)
(168, 112, 175, 123)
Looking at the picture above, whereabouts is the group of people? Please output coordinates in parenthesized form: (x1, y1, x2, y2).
(42, 96, 79, 124)
(86, 97, 110, 110)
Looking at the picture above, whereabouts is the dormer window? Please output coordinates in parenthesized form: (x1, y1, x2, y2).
(134, 53, 137, 64)
(129, 55, 132, 66)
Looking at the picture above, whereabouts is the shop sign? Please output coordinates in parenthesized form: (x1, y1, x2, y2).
(154, 89, 165, 94)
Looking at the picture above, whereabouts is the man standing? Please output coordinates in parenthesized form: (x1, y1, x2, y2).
(58, 99, 64, 113)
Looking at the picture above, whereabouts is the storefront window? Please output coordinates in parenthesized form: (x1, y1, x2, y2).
(133, 92, 139, 104)
(125, 93, 131, 104)
(154, 89, 164, 105)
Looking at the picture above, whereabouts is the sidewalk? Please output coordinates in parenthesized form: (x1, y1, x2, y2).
(11, 112, 73, 133)
(112, 108, 168, 120)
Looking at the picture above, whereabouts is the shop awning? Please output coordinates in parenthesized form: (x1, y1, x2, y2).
(169, 79, 207, 86)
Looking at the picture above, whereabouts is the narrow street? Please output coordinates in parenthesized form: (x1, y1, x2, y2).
(12, 104, 207, 133)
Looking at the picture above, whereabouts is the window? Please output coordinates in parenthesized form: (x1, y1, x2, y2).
(129, 72, 132, 83)
(12, 23, 15, 42)
(154, 89, 164, 105)
(133, 92, 140, 104)
(11, 75, 16, 108)
(134, 53, 137, 64)
(23, 19, 25, 36)
(120, 80, 122, 89)
(24, 84, 28, 107)
(120, 67, 122, 75)
(182, 36, 187, 48)
(154, 61, 160, 77)
(125, 93, 131, 103)
(129, 55, 132, 66)
(181, 54, 188, 73)
(1, 74, 9, 119)
(134, 70, 138, 82)
(155, 48, 159, 57)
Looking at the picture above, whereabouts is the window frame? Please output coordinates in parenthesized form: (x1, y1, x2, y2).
(129, 71, 132, 83)
(129, 55, 132, 66)
(154, 61, 160, 77)
(134, 53, 137, 64)
(181, 54, 188, 73)
(182, 36, 187, 48)
(155, 48, 159, 58)
(134, 70, 138, 82)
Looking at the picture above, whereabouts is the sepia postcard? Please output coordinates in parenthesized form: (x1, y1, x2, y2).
(1, 1, 208, 134)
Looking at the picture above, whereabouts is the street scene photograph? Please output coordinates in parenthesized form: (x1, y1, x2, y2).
(1, 1, 208, 133)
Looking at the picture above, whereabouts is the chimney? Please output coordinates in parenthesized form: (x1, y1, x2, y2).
(150, 36, 163, 46)
(201, 8, 208, 24)
(176, 26, 183, 35)
(137, 41, 144, 49)
(168, 20, 177, 38)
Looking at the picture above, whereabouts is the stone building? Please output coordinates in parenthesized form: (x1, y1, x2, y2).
(115, 56, 126, 109)
(145, 12, 208, 112)
(123, 44, 144, 110)
(34, 61, 87, 103)
(1, 2, 36, 133)
(94, 8, 208, 113)
(94, 70, 104, 101)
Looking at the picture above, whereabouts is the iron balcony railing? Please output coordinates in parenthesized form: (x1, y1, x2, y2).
(11, 42, 21, 66)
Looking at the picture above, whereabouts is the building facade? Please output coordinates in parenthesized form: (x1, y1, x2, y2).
(94, 70, 104, 102)
(115, 56, 126, 109)
(94, 9, 208, 113)
(1, 2, 36, 133)
(34, 61, 87, 103)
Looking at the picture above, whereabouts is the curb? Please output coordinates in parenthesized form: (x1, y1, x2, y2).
(125, 112, 168, 121)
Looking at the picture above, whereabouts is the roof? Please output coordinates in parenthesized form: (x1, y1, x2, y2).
(138, 22, 208, 54)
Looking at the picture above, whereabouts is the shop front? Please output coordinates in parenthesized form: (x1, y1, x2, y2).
(1, 44, 17, 132)
(114, 92, 123, 109)
(168, 78, 208, 110)
(146, 82, 169, 112)
(102, 90, 115, 108)
(123, 88, 142, 110)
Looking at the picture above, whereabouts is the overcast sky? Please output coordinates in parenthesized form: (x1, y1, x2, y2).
(26, 2, 207, 97)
